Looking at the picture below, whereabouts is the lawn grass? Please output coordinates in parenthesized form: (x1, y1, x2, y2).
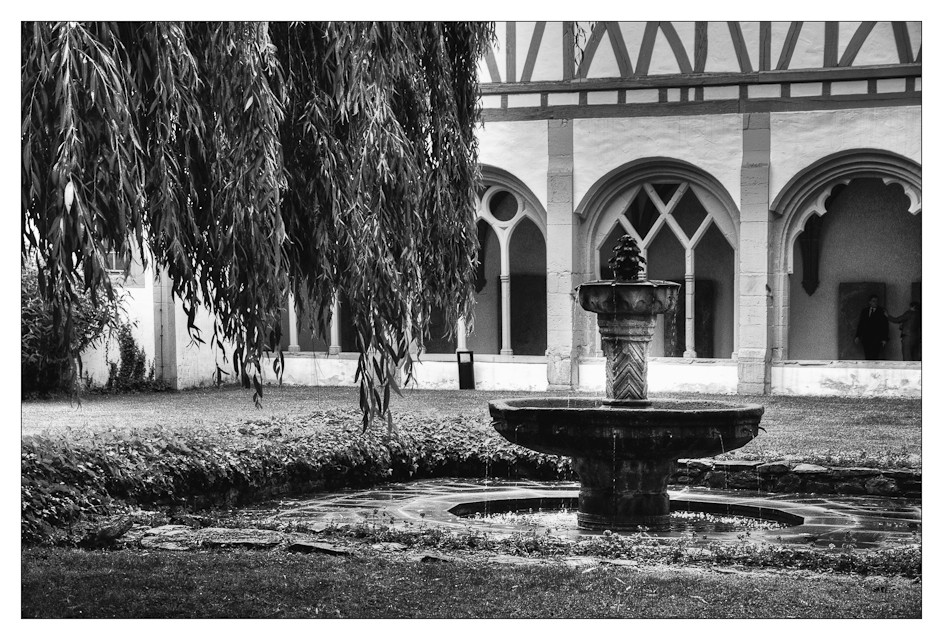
(21, 385, 922, 468)
(21, 547, 921, 618)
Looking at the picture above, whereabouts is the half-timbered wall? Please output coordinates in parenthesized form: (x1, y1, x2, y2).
(475, 21, 921, 395)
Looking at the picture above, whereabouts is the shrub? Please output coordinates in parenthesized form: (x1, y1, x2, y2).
(104, 322, 167, 392)
(21, 261, 120, 396)
(20, 408, 574, 544)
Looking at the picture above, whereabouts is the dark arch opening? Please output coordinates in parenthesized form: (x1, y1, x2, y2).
(509, 217, 547, 356)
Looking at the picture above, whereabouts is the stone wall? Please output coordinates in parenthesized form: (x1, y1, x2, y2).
(672, 458, 920, 499)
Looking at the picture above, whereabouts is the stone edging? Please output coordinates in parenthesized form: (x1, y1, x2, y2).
(672, 459, 920, 499)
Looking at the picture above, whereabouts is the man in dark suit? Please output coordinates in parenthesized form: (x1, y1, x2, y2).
(854, 295, 889, 360)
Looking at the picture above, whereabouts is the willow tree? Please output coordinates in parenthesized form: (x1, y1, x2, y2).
(22, 21, 493, 424)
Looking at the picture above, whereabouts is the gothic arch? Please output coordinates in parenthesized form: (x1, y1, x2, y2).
(479, 164, 548, 235)
(577, 157, 740, 277)
(578, 157, 741, 358)
(472, 165, 549, 356)
(769, 149, 921, 361)
(772, 149, 921, 275)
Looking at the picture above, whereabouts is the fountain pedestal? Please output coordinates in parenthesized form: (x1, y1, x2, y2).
(571, 456, 673, 528)
(597, 314, 657, 406)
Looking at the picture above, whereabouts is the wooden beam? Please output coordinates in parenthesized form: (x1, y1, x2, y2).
(506, 22, 517, 83)
(892, 22, 914, 63)
(605, 21, 634, 77)
(479, 63, 922, 94)
(484, 47, 502, 83)
(824, 22, 839, 67)
(839, 22, 876, 67)
(478, 92, 920, 122)
(776, 21, 803, 70)
(728, 21, 753, 73)
(577, 22, 608, 79)
(562, 22, 575, 81)
(760, 22, 772, 71)
(660, 22, 693, 74)
(520, 22, 546, 83)
(635, 22, 659, 76)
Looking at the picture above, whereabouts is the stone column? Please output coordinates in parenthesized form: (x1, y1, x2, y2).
(737, 112, 773, 394)
(499, 274, 513, 355)
(546, 118, 578, 390)
(596, 314, 657, 404)
(287, 293, 300, 352)
(329, 295, 341, 355)
(152, 266, 178, 388)
(572, 456, 674, 528)
(683, 249, 696, 358)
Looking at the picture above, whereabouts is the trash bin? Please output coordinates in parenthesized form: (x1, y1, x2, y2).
(456, 350, 475, 390)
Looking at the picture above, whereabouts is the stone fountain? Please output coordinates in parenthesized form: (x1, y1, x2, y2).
(489, 235, 764, 530)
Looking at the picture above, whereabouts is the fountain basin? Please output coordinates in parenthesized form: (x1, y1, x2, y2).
(489, 398, 764, 460)
(577, 279, 680, 317)
(489, 398, 764, 529)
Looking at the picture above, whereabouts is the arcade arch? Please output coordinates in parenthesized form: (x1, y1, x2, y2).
(771, 150, 921, 361)
(580, 159, 740, 359)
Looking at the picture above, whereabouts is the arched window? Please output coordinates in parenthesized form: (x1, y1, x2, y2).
(465, 183, 547, 356)
(786, 178, 920, 360)
(771, 149, 922, 361)
(592, 179, 736, 358)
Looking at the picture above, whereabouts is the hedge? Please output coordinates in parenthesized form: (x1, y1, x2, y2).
(21, 408, 574, 543)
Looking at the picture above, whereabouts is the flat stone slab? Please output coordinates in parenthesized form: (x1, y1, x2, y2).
(757, 461, 792, 474)
(419, 553, 452, 563)
(371, 542, 408, 552)
(562, 556, 598, 569)
(828, 467, 882, 477)
(679, 459, 714, 470)
(713, 460, 764, 471)
(488, 554, 541, 566)
(600, 558, 640, 567)
(793, 464, 829, 474)
(136, 525, 287, 551)
(286, 541, 350, 556)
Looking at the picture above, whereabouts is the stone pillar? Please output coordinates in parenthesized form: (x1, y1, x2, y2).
(152, 267, 178, 388)
(546, 118, 578, 390)
(737, 112, 773, 394)
(287, 293, 300, 352)
(683, 249, 696, 358)
(329, 295, 341, 355)
(499, 273, 513, 355)
(572, 456, 674, 528)
(597, 314, 657, 404)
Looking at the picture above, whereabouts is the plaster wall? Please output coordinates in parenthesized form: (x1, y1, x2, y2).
(79, 261, 156, 388)
(476, 120, 549, 211)
(172, 302, 234, 388)
(578, 358, 739, 394)
(572, 115, 743, 212)
(279, 354, 358, 387)
(409, 359, 549, 391)
(276, 355, 549, 392)
(772, 362, 920, 397)
(769, 106, 921, 202)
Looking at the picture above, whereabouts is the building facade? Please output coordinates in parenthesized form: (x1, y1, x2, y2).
(84, 21, 922, 398)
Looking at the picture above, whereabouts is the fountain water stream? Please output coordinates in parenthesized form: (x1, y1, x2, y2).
(489, 237, 764, 530)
